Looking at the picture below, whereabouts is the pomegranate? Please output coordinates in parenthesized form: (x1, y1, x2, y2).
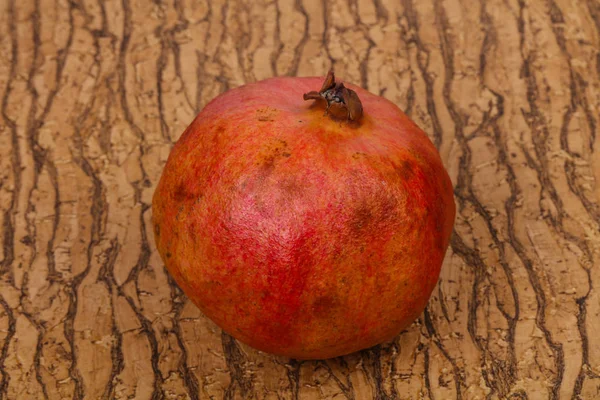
(152, 71, 455, 359)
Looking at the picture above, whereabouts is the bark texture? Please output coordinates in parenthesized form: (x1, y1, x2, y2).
(0, 0, 599, 398)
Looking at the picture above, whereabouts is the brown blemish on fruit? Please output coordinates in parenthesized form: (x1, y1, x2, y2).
(395, 160, 414, 180)
(214, 124, 226, 141)
(351, 194, 398, 234)
(188, 222, 198, 242)
(175, 206, 184, 221)
(256, 107, 279, 122)
(312, 295, 336, 316)
(174, 182, 197, 202)
(257, 139, 290, 172)
(279, 176, 306, 203)
(352, 202, 374, 232)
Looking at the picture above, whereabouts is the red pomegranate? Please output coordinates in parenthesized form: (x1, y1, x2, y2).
(152, 71, 455, 359)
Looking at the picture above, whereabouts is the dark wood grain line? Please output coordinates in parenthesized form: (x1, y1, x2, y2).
(474, 3, 523, 396)
(115, 3, 169, 395)
(359, 41, 375, 92)
(113, 235, 165, 400)
(573, 3, 598, 151)
(24, 2, 73, 288)
(453, 233, 487, 394)
(91, 0, 120, 160)
(436, 284, 451, 325)
(348, 0, 360, 25)
(372, 0, 389, 23)
(518, 2, 592, 259)
(282, 0, 309, 77)
(20, 277, 50, 400)
(63, 19, 116, 393)
(405, 1, 484, 395)
(321, 1, 335, 67)
(222, 332, 254, 400)
(451, 94, 507, 377)
(35, 0, 75, 130)
(123, 286, 166, 400)
(572, 72, 597, 153)
(285, 359, 301, 400)
(362, 346, 395, 400)
(270, 0, 283, 77)
(431, 1, 516, 396)
(422, 343, 434, 400)
(320, 359, 356, 400)
(156, 0, 192, 142)
(515, 7, 565, 399)
(195, 50, 206, 114)
(67, 117, 107, 400)
(96, 240, 124, 400)
(22, 2, 49, 397)
(169, 276, 200, 400)
(187, 13, 212, 114)
(490, 122, 523, 389)
(346, 0, 375, 90)
(18, 6, 44, 354)
(232, 1, 252, 82)
(117, 0, 147, 142)
(338, 0, 370, 89)
(543, 2, 599, 396)
(561, 78, 600, 230)
(499, 123, 555, 400)
(548, 4, 600, 231)
(40, 0, 75, 283)
(547, 2, 600, 229)
(423, 307, 463, 399)
(573, 278, 596, 397)
(0, 296, 16, 399)
(452, 223, 518, 399)
(402, 42, 416, 118)
(516, 3, 600, 396)
(402, 0, 443, 149)
(508, 389, 529, 399)
(34, 2, 87, 398)
(172, 0, 194, 111)
(587, 0, 600, 79)
(45, 160, 61, 283)
(0, 0, 19, 287)
(25, 0, 42, 170)
(519, 139, 592, 261)
(121, 210, 163, 400)
(386, 341, 401, 400)
(156, 29, 172, 143)
(212, 0, 232, 93)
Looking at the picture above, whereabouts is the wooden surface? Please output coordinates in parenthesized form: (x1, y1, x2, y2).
(0, 0, 599, 398)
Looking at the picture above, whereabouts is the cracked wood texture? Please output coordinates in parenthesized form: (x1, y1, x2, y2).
(0, 0, 599, 398)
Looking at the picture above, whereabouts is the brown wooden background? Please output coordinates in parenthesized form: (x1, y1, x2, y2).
(1, 0, 599, 398)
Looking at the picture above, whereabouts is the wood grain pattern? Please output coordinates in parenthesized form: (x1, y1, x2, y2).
(0, 0, 599, 398)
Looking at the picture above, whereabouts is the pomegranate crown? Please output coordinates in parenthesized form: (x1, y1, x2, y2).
(303, 69, 363, 122)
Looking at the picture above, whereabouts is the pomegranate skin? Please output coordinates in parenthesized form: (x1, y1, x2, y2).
(152, 76, 455, 359)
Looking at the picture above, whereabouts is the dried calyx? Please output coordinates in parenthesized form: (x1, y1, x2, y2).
(303, 70, 363, 122)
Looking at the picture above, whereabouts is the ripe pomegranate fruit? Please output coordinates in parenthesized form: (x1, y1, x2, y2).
(152, 71, 455, 359)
